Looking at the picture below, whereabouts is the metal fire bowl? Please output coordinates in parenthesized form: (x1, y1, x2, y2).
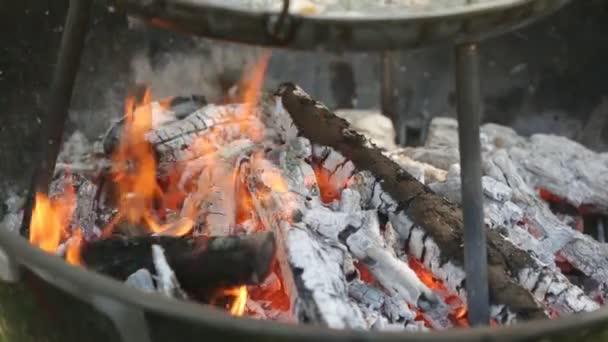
(113, 0, 570, 51)
(1, 222, 608, 342)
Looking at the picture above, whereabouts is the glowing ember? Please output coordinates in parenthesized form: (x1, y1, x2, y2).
(313, 166, 341, 203)
(409, 258, 469, 327)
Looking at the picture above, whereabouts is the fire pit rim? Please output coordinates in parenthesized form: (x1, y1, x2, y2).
(2, 222, 608, 340)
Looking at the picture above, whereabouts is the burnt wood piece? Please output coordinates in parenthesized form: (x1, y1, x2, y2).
(276, 83, 548, 321)
(81, 231, 275, 298)
(102, 94, 207, 155)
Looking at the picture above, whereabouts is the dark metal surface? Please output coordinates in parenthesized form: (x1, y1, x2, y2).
(454, 42, 490, 326)
(19, 0, 92, 237)
(113, 0, 570, 51)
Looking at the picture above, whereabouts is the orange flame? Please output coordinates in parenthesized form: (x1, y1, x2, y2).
(104, 87, 173, 236)
(29, 193, 64, 253)
(66, 229, 83, 265)
(223, 286, 248, 316)
(30, 177, 76, 254)
(241, 53, 270, 114)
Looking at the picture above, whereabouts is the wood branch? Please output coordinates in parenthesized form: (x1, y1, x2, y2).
(247, 149, 367, 329)
(81, 231, 275, 300)
(276, 83, 549, 321)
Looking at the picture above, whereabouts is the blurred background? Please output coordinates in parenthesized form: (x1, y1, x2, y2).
(1, 0, 607, 194)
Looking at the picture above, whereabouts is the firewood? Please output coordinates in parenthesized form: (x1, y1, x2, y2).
(81, 231, 275, 300)
(179, 139, 255, 236)
(247, 150, 368, 328)
(148, 103, 264, 165)
(275, 83, 549, 321)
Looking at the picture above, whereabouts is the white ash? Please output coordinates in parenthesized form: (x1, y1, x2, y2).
(248, 154, 368, 329)
(334, 109, 397, 151)
(287, 225, 367, 329)
(407, 117, 608, 213)
(349, 170, 527, 323)
(385, 150, 447, 184)
(405, 117, 608, 312)
(179, 139, 255, 236)
(126, 268, 156, 293)
(145, 103, 267, 164)
(151, 244, 187, 298)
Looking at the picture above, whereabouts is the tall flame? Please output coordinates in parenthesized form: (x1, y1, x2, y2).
(105, 86, 168, 236)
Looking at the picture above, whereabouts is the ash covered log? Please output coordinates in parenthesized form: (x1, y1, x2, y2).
(102, 99, 267, 169)
(247, 138, 368, 329)
(276, 83, 549, 321)
(81, 231, 275, 299)
(178, 139, 255, 236)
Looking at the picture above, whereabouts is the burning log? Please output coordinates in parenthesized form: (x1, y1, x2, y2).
(81, 231, 275, 300)
(147, 103, 265, 166)
(247, 144, 368, 328)
(179, 138, 255, 236)
(275, 83, 550, 321)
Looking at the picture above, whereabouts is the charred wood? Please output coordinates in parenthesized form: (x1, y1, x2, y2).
(81, 231, 275, 300)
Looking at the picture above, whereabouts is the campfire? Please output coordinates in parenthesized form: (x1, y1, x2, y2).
(10, 51, 608, 332)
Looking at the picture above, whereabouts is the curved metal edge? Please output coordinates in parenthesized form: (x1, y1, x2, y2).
(2, 223, 608, 341)
(113, 0, 571, 51)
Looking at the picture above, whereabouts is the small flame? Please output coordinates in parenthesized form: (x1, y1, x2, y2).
(29, 193, 63, 253)
(30, 177, 76, 254)
(224, 286, 248, 316)
(66, 229, 83, 265)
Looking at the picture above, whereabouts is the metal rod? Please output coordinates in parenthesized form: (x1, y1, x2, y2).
(381, 51, 405, 145)
(454, 42, 490, 326)
(598, 217, 606, 243)
(20, 0, 92, 237)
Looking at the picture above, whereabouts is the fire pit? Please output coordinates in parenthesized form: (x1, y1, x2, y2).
(4, 0, 608, 341)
